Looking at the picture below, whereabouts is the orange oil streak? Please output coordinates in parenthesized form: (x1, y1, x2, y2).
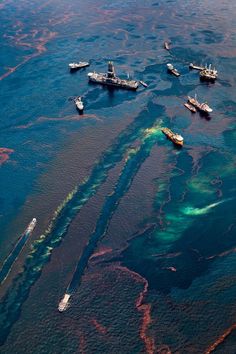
(0, 30, 57, 82)
(205, 323, 236, 354)
(91, 319, 108, 335)
(89, 247, 113, 260)
(0, 148, 14, 165)
(115, 265, 156, 354)
(15, 113, 101, 130)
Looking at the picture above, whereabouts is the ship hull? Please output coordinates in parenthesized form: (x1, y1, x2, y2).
(167, 67, 180, 77)
(89, 77, 138, 90)
(70, 65, 89, 71)
(200, 75, 217, 82)
(189, 64, 205, 71)
(184, 103, 197, 113)
(69, 63, 90, 71)
(169, 69, 180, 77)
(164, 42, 170, 50)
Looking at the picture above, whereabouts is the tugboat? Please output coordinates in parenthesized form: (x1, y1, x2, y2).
(164, 41, 170, 50)
(69, 62, 90, 71)
(74, 96, 84, 112)
(199, 64, 218, 81)
(184, 102, 197, 113)
(188, 95, 213, 114)
(162, 128, 184, 147)
(189, 63, 205, 71)
(167, 63, 180, 77)
(88, 61, 139, 90)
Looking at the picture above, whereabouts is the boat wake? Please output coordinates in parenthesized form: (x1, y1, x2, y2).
(0, 219, 37, 285)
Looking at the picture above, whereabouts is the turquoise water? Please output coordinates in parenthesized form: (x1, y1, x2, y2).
(0, 0, 236, 352)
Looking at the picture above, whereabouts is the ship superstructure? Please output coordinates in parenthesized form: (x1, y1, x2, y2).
(88, 61, 139, 90)
(199, 64, 218, 81)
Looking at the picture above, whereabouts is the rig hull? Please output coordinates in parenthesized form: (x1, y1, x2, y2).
(88, 73, 139, 90)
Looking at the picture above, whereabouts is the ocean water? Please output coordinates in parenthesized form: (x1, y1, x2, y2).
(0, 0, 236, 353)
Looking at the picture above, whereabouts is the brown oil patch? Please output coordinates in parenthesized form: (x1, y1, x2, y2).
(15, 113, 102, 130)
(156, 345, 172, 354)
(0, 147, 14, 166)
(0, 28, 57, 82)
(89, 247, 113, 261)
(91, 319, 108, 335)
(78, 333, 86, 354)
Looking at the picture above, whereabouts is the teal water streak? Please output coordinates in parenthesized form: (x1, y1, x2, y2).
(0, 104, 163, 345)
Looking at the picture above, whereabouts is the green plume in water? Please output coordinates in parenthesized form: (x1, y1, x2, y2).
(181, 199, 231, 216)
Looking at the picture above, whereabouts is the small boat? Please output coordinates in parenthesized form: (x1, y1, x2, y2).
(74, 96, 84, 111)
(58, 293, 71, 312)
(184, 102, 197, 113)
(26, 218, 37, 233)
(163, 266, 177, 272)
(69, 62, 90, 70)
(189, 63, 205, 71)
(167, 63, 180, 77)
(164, 41, 170, 50)
(162, 128, 184, 147)
(139, 80, 148, 88)
(188, 95, 213, 114)
(199, 64, 218, 81)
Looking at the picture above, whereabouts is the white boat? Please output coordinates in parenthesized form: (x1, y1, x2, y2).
(58, 294, 71, 312)
(74, 96, 84, 111)
(26, 218, 37, 233)
(164, 41, 170, 50)
(69, 62, 90, 70)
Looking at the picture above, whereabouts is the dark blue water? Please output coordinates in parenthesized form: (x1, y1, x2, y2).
(0, 0, 236, 353)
